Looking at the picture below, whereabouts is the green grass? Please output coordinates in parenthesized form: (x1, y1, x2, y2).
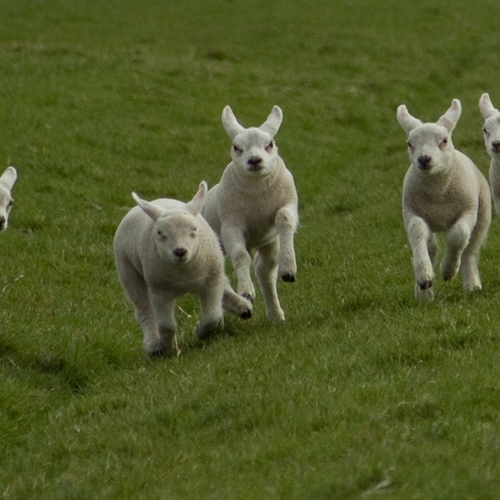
(2, 0, 500, 498)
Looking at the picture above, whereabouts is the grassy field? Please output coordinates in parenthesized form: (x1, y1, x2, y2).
(2, 0, 500, 498)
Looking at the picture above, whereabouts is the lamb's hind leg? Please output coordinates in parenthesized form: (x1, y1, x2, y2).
(195, 279, 224, 339)
(255, 238, 285, 321)
(150, 291, 177, 354)
(441, 219, 472, 283)
(460, 194, 491, 290)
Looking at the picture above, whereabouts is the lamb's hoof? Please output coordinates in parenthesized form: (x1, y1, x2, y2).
(267, 309, 285, 321)
(145, 339, 173, 357)
(281, 272, 296, 283)
(148, 347, 172, 358)
(241, 292, 254, 304)
(195, 319, 222, 340)
(441, 261, 460, 281)
(418, 279, 433, 290)
(415, 282, 434, 303)
(240, 308, 252, 320)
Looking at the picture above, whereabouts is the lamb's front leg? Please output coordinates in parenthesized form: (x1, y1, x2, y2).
(116, 261, 159, 355)
(222, 226, 255, 303)
(406, 216, 435, 302)
(222, 277, 253, 319)
(441, 217, 473, 282)
(276, 205, 298, 282)
(195, 280, 225, 340)
(150, 291, 177, 355)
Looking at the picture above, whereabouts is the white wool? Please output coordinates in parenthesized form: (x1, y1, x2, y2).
(202, 106, 298, 320)
(479, 93, 500, 218)
(0, 167, 17, 232)
(396, 99, 491, 302)
(113, 181, 251, 356)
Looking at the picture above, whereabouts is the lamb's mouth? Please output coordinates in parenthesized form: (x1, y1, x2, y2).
(247, 165, 263, 172)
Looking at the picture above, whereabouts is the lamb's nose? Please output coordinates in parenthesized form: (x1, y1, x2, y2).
(492, 140, 500, 152)
(174, 248, 187, 258)
(247, 156, 262, 166)
(418, 155, 432, 169)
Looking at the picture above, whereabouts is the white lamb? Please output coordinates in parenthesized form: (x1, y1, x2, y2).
(479, 93, 500, 217)
(0, 167, 17, 231)
(113, 181, 252, 356)
(396, 99, 491, 302)
(202, 105, 298, 321)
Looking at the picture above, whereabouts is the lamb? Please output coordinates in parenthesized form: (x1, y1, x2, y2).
(113, 181, 252, 356)
(479, 93, 500, 218)
(202, 105, 298, 321)
(396, 99, 491, 302)
(0, 167, 17, 231)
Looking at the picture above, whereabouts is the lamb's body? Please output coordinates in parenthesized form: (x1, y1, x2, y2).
(203, 157, 297, 249)
(203, 106, 298, 320)
(0, 167, 17, 231)
(479, 93, 500, 218)
(114, 182, 251, 355)
(403, 150, 488, 233)
(397, 99, 491, 302)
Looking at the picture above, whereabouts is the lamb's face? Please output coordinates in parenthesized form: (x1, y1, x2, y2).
(154, 211, 199, 264)
(482, 115, 500, 160)
(230, 127, 278, 178)
(406, 124, 454, 175)
(0, 187, 14, 231)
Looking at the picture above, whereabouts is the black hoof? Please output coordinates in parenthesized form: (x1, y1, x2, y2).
(281, 273, 296, 283)
(240, 309, 252, 320)
(418, 280, 433, 290)
(149, 348, 171, 358)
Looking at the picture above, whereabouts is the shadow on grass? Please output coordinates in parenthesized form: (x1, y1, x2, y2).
(0, 339, 89, 395)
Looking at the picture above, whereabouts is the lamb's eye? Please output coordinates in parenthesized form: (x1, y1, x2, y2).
(233, 145, 243, 154)
(265, 141, 274, 152)
(440, 138, 448, 148)
(6, 200, 13, 210)
(156, 230, 164, 238)
(484, 127, 490, 136)
(190, 227, 197, 237)
(407, 141, 414, 151)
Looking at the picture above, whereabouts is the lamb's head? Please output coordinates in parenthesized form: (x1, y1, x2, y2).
(479, 93, 500, 160)
(132, 181, 208, 264)
(0, 167, 17, 231)
(222, 105, 283, 178)
(397, 99, 461, 176)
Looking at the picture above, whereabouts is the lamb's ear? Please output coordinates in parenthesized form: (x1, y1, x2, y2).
(259, 105, 283, 137)
(0, 166, 17, 191)
(186, 181, 208, 216)
(396, 105, 423, 133)
(437, 99, 462, 132)
(479, 93, 499, 120)
(222, 106, 245, 139)
(132, 192, 165, 222)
